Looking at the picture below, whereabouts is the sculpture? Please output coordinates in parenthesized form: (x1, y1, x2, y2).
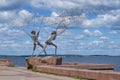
(24, 13, 77, 57)
(37, 16, 69, 56)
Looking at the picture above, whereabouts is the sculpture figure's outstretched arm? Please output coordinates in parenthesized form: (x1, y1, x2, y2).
(55, 16, 69, 36)
(56, 24, 67, 36)
(37, 27, 40, 36)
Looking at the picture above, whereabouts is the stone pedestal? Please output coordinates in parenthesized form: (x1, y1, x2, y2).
(26, 56, 62, 69)
(0, 59, 14, 67)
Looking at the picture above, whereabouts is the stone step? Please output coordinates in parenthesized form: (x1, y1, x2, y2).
(35, 65, 120, 80)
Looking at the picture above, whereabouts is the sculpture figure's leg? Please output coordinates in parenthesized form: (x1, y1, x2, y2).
(32, 44, 36, 57)
(51, 42, 57, 56)
(37, 42, 48, 57)
(38, 42, 47, 56)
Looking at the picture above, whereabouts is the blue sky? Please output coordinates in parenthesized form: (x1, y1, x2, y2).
(0, 0, 120, 55)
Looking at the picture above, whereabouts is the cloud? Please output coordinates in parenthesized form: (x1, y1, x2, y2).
(94, 30, 103, 37)
(24, 40, 32, 45)
(0, 9, 33, 28)
(2, 40, 15, 45)
(0, 0, 119, 16)
(0, 26, 8, 32)
(74, 39, 120, 52)
(13, 9, 33, 27)
(0, 11, 16, 23)
(0, 35, 32, 52)
(81, 9, 120, 28)
(51, 11, 59, 17)
(30, 0, 120, 11)
(83, 29, 103, 37)
(74, 35, 84, 40)
(83, 29, 93, 36)
(1, 0, 119, 29)
(109, 30, 118, 35)
(0, 0, 26, 11)
(30, 0, 78, 9)
(7, 29, 25, 37)
(100, 36, 109, 41)
(0, 26, 25, 43)
(91, 40, 103, 46)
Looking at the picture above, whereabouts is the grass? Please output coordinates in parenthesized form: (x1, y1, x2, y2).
(8, 65, 14, 67)
(31, 67, 37, 72)
(74, 77, 84, 80)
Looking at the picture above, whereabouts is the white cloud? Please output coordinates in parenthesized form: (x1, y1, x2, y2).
(100, 36, 109, 41)
(0, 9, 33, 28)
(0, 0, 26, 11)
(0, 39, 32, 52)
(30, 0, 78, 9)
(13, 9, 33, 27)
(83, 29, 103, 37)
(0, 27, 25, 48)
(51, 11, 59, 17)
(0, 11, 16, 23)
(0, 0, 119, 29)
(91, 40, 103, 45)
(0, 26, 8, 32)
(2, 40, 15, 44)
(30, 0, 120, 10)
(83, 29, 93, 36)
(82, 9, 120, 28)
(24, 41, 32, 45)
(74, 35, 84, 40)
(7, 29, 25, 37)
(94, 30, 103, 37)
(109, 30, 118, 35)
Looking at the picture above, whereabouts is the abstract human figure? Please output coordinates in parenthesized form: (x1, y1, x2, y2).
(25, 28, 47, 57)
(38, 30, 57, 56)
(38, 21, 67, 56)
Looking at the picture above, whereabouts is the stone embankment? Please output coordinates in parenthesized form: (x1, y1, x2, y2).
(25, 56, 120, 80)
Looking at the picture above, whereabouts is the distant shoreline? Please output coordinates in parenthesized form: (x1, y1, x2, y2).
(0, 54, 120, 57)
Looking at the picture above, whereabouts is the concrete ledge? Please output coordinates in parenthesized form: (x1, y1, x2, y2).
(35, 65, 120, 80)
(55, 64, 114, 70)
(0, 59, 14, 67)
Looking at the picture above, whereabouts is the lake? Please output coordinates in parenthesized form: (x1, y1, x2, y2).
(0, 55, 120, 72)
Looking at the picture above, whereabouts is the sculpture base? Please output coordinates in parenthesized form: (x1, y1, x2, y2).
(26, 56, 62, 69)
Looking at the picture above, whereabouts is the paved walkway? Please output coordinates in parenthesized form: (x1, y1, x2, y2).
(0, 66, 75, 80)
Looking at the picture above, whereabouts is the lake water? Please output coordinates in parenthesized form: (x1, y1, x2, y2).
(0, 55, 120, 72)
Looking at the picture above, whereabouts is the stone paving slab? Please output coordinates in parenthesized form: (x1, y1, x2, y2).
(0, 66, 75, 80)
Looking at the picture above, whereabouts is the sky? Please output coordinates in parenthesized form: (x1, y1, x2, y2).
(0, 0, 120, 56)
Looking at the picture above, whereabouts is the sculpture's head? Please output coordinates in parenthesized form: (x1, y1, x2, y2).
(51, 31, 57, 35)
(31, 30, 36, 35)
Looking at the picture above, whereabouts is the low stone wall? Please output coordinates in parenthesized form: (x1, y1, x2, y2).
(35, 65, 120, 80)
(0, 59, 14, 67)
(55, 64, 114, 70)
